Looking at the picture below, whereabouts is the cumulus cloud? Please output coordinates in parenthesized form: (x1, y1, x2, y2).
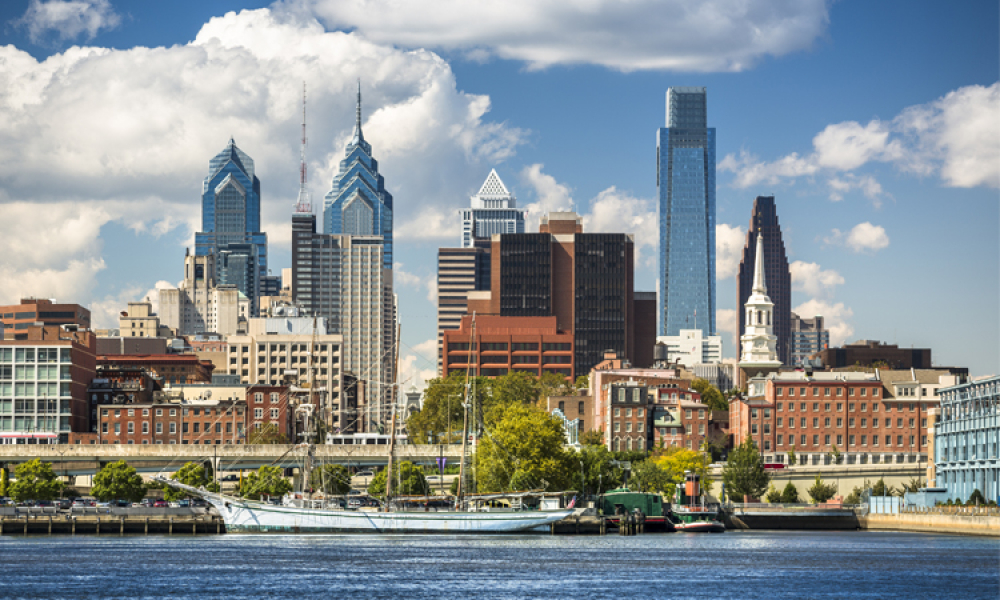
(719, 82, 1000, 194)
(793, 298, 854, 346)
(396, 338, 439, 395)
(288, 0, 830, 72)
(520, 163, 575, 231)
(789, 260, 844, 298)
(716, 308, 739, 350)
(15, 0, 121, 44)
(715, 223, 746, 280)
(824, 222, 890, 254)
(581, 187, 657, 267)
(0, 8, 523, 312)
(394, 263, 437, 306)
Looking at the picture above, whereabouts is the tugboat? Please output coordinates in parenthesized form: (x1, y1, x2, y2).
(669, 471, 725, 533)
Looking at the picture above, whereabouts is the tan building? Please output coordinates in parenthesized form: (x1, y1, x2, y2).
(159, 251, 249, 337)
(119, 301, 171, 338)
(0, 298, 91, 340)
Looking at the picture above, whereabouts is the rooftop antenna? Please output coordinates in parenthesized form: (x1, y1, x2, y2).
(294, 81, 312, 214)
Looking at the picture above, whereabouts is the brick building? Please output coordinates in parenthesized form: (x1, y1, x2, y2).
(98, 354, 215, 385)
(86, 365, 161, 432)
(544, 392, 593, 440)
(442, 315, 575, 379)
(0, 299, 91, 340)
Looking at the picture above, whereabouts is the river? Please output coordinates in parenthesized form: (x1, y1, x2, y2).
(0, 530, 996, 599)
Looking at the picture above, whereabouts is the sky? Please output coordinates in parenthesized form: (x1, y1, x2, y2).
(0, 0, 996, 389)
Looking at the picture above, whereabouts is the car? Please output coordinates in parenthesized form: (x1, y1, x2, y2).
(177, 499, 191, 508)
(356, 471, 374, 478)
(191, 499, 207, 508)
(56, 499, 71, 509)
(153, 500, 168, 508)
(220, 474, 239, 482)
(168, 501, 180, 508)
(96, 501, 112, 508)
(35, 500, 54, 507)
(347, 498, 362, 509)
(70, 500, 88, 509)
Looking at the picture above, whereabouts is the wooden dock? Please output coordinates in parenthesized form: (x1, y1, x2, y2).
(0, 514, 225, 536)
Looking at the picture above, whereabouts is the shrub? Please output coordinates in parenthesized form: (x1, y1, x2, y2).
(780, 481, 800, 504)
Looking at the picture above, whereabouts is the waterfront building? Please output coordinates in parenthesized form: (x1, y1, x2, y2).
(932, 375, 1000, 503)
(436, 244, 491, 372)
(441, 315, 574, 380)
(0, 298, 91, 340)
(159, 251, 250, 337)
(460, 169, 525, 247)
(738, 231, 782, 392)
(790, 312, 829, 366)
(0, 324, 96, 444)
(194, 138, 268, 313)
(323, 84, 394, 269)
(737, 196, 791, 364)
(656, 329, 722, 367)
(657, 86, 715, 338)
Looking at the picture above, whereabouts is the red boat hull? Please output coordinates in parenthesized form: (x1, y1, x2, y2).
(675, 520, 725, 533)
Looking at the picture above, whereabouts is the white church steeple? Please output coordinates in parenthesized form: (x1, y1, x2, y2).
(739, 231, 782, 382)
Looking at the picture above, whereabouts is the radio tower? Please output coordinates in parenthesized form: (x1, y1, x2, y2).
(294, 81, 312, 214)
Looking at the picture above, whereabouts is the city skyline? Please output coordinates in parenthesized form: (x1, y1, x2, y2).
(0, 0, 996, 388)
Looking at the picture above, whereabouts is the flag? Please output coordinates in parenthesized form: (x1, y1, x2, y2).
(567, 495, 577, 509)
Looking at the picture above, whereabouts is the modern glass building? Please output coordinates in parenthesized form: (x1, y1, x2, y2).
(460, 169, 524, 247)
(195, 138, 268, 312)
(323, 84, 394, 269)
(934, 375, 1000, 503)
(657, 87, 716, 337)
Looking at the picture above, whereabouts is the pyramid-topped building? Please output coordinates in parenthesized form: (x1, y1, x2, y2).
(461, 169, 525, 247)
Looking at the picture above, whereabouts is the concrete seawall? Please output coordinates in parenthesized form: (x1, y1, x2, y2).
(861, 512, 1000, 537)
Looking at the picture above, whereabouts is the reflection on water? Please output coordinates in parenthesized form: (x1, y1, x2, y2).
(0, 530, 997, 599)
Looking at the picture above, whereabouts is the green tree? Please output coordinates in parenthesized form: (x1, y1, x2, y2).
(901, 477, 924, 493)
(968, 489, 986, 505)
(0, 466, 8, 497)
(475, 400, 573, 493)
(490, 371, 540, 406)
(579, 429, 604, 447)
(765, 484, 782, 503)
(166, 462, 220, 501)
(246, 423, 288, 444)
(575, 443, 625, 496)
(239, 465, 292, 500)
(787, 445, 797, 466)
(406, 372, 487, 444)
(9, 458, 64, 503)
(652, 447, 713, 500)
(721, 439, 770, 502)
(368, 461, 429, 498)
(629, 460, 670, 494)
(807, 474, 837, 503)
(872, 478, 899, 497)
(780, 481, 800, 503)
(92, 461, 146, 503)
(829, 445, 842, 465)
(538, 371, 573, 402)
(691, 378, 727, 411)
(574, 375, 589, 390)
(310, 464, 352, 496)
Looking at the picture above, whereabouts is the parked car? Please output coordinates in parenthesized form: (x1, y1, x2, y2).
(70, 500, 89, 509)
(356, 471, 374, 478)
(168, 501, 180, 508)
(347, 498, 362, 509)
(220, 474, 239, 482)
(177, 499, 191, 508)
(96, 501, 112, 508)
(153, 500, 168, 508)
(56, 499, 71, 509)
(191, 499, 207, 508)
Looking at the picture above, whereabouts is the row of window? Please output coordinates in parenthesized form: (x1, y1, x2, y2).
(102, 411, 277, 435)
(0, 349, 71, 363)
(776, 386, 884, 398)
(772, 402, 923, 413)
(771, 434, 924, 448)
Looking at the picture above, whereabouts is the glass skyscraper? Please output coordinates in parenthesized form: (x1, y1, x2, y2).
(195, 138, 268, 312)
(460, 169, 525, 247)
(657, 87, 716, 337)
(324, 84, 394, 269)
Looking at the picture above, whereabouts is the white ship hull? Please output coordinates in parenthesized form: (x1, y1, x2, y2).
(155, 478, 574, 534)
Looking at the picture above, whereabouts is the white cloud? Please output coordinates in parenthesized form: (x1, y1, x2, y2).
(0, 8, 523, 309)
(394, 263, 437, 306)
(824, 222, 890, 254)
(520, 163, 575, 231)
(15, 0, 121, 44)
(719, 82, 1000, 194)
(581, 186, 657, 267)
(789, 260, 844, 298)
(715, 223, 746, 280)
(397, 338, 439, 394)
(793, 298, 854, 346)
(289, 0, 830, 72)
(716, 308, 739, 350)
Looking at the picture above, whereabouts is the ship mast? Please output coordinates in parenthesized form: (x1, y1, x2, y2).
(383, 321, 402, 510)
(456, 314, 476, 508)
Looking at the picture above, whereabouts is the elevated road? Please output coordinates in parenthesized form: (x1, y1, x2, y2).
(0, 444, 465, 475)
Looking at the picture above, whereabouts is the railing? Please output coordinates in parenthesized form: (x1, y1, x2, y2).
(726, 502, 862, 511)
(898, 505, 1000, 517)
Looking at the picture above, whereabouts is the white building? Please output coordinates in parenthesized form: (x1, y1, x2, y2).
(739, 231, 782, 395)
(656, 329, 723, 367)
(460, 169, 525, 247)
(159, 252, 250, 337)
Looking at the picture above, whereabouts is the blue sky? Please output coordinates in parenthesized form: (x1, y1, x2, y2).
(0, 0, 996, 385)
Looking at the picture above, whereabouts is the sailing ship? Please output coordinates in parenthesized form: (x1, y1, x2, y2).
(154, 315, 574, 533)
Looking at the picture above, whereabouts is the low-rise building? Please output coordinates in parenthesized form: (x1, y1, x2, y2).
(544, 392, 593, 441)
(98, 354, 215, 385)
(932, 375, 999, 503)
(441, 315, 575, 380)
(119, 301, 171, 338)
(656, 329, 723, 367)
(0, 298, 91, 340)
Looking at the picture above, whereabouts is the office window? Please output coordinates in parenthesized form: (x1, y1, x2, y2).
(169, 423, 176, 434)
(271, 408, 279, 419)
(271, 393, 279, 404)
(156, 423, 162, 434)
(127, 423, 133, 434)
(254, 408, 263, 419)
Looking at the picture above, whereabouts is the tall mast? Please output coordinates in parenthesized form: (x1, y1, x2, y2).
(383, 321, 401, 511)
(294, 81, 312, 214)
(457, 314, 476, 507)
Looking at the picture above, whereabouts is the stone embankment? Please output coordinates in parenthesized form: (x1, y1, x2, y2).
(861, 506, 1000, 537)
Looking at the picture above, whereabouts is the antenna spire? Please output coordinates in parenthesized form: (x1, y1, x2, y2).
(350, 78, 366, 146)
(295, 80, 312, 214)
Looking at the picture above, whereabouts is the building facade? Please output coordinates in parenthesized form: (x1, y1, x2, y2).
(790, 312, 829, 366)
(933, 375, 999, 503)
(119, 301, 169, 338)
(98, 354, 215, 386)
(737, 196, 791, 364)
(323, 84, 393, 269)
(738, 231, 782, 391)
(0, 299, 91, 340)
(436, 245, 491, 372)
(194, 138, 268, 312)
(657, 86, 716, 338)
(819, 340, 933, 370)
(159, 252, 249, 337)
(656, 329, 722, 367)
(441, 315, 574, 380)
(460, 169, 525, 248)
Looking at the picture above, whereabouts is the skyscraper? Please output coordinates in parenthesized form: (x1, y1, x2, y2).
(738, 231, 782, 395)
(195, 138, 268, 313)
(323, 83, 394, 269)
(657, 87, 716, 337)
(737, 196, 791, 364)
(436, 244, 491, 373)
(460, 169, 525, 247)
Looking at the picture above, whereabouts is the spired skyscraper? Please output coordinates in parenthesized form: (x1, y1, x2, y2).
(460, 169, 525, 247)
(194, 138, 268, 314)
(737, 196, 791, 365)
(657, 87, 716, 337)
(323, 83, 394, 269)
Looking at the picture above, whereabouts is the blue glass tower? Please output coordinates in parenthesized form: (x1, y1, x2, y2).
(323, 84, 394, 269)
(195, 138, 267, 309)
(657, 87, 715, 337)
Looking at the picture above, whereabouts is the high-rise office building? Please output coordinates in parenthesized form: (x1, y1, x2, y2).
(323, 84, 394, 269)
(159, 251, 249, 337)
(737, 196, 791, 364)
(738, 231, 782, 394)
(194, 138, 268, 313)
(789, 312, 829, 366)
(460, 169, 525, 248)
(657, 87, 716, 337)
(436, 244, 491, 373)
